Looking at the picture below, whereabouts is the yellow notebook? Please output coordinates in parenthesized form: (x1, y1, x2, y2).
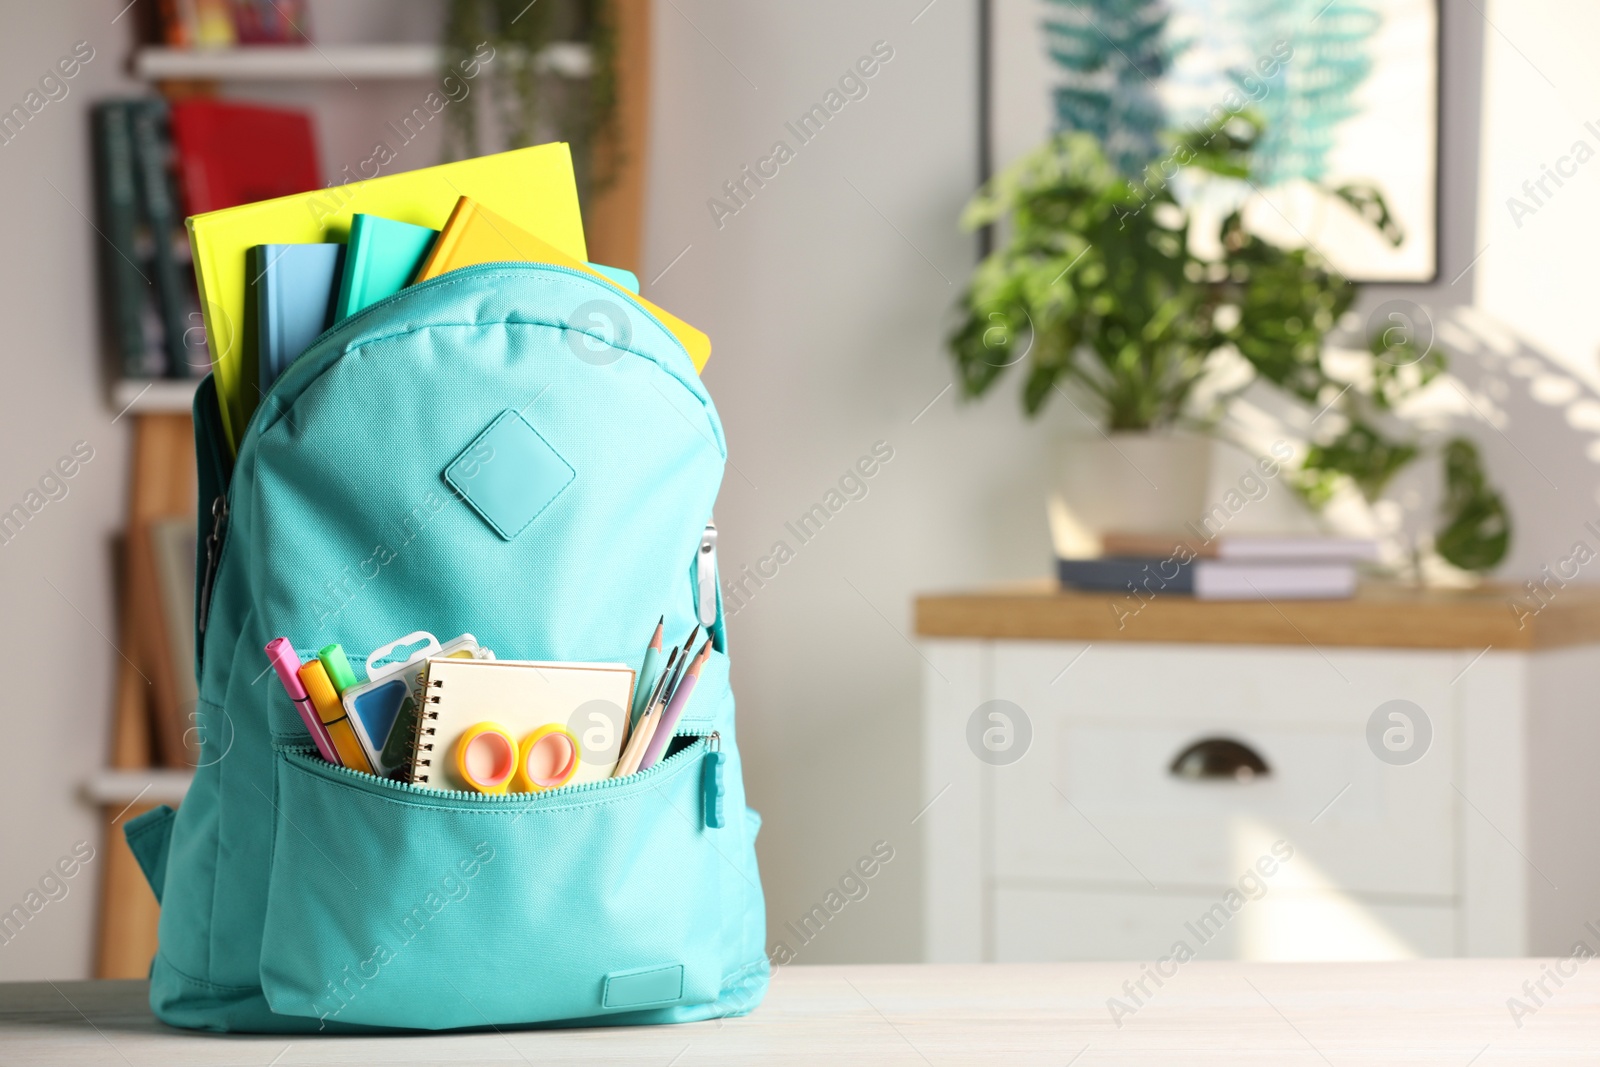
(188, 143, 587, 452)
(415, 197, 712, 373)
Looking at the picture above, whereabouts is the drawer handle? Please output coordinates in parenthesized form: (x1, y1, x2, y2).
(1169, 737, 1270, 782)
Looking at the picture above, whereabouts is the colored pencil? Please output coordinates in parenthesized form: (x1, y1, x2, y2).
(629, 616, 665, 730)
(639, 639, 711, 771)
(614, 648, 678, 777)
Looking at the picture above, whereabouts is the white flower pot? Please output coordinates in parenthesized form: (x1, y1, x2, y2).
(1058, 431, 1213, 538)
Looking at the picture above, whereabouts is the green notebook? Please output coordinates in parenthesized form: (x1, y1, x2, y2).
(334, 214, 437, 322)
(334, 212, 641, 324)
(584, 262, 639, 294)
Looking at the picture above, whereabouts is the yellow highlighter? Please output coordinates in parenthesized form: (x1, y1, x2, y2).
(298, 659, 377, 775)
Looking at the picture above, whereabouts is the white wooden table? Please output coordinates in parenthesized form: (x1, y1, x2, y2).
(3, 962, 1596, 1064)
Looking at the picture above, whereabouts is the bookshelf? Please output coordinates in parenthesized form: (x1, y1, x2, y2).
(112, 38, 600, 415)
(133, 43, 593, 82)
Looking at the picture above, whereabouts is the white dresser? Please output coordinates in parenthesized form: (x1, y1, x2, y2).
(916, 582, 1600, 961)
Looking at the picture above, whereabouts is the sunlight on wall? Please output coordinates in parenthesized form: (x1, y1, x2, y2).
(1478, 1, 1600, 386)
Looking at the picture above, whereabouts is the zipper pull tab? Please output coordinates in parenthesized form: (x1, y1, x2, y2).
(702, 732, 725, 830)
(197, 495, 228, 636)
(696, 522, 718, 629)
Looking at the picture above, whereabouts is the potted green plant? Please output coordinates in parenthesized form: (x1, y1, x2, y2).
(441, 0, 618, 195)
(947, 118, 1510, 574)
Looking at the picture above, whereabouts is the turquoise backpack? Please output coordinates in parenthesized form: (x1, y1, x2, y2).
(122, 263, 770, 1032)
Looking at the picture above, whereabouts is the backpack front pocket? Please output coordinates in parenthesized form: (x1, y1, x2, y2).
(258, 738, 725, 1030)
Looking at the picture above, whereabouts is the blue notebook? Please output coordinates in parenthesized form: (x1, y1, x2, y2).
(251, 243, 345, 395)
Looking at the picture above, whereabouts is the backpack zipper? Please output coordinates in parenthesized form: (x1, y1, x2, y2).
(199, 262, 714, 667)
(197, 495, 228, 637)
(702, 731, 726, 829)
(234, 260, 703, 456)
(282, 730, 718, 807)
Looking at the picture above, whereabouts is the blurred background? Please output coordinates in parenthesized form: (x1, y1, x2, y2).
(3, 0, 1600, 980)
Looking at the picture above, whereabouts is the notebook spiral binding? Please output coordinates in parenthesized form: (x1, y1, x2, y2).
(409, 677, 447, 783)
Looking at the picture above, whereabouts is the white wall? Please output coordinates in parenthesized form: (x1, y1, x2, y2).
(0, 3, 143, 981)
(1478, 1, 1600, 384)
(643, 0, 1067, 965)
(650, 0, 1600, 964)
(1460, 0, 1600, 579)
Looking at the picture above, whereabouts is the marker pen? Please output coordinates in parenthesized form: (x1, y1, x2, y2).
(317, 642, 360, 692)
(298, 660, 375, 774)
(265, 637, 339, 764)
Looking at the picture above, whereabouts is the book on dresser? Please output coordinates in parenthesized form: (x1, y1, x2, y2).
(1058, 556, 1359, 600)
(1058, 530, 1379, 601)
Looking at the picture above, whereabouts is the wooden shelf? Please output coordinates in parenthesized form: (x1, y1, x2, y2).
(914, 579, 1600, 651)
(112, 378, 199, 415)
(133, 42, 592, 82)
(84, 769, 193, 807)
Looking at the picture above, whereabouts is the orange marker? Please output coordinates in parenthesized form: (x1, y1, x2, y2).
(298, 659, 376, 775)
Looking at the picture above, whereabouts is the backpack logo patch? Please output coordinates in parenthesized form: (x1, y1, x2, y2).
(443, 409, 575, 540)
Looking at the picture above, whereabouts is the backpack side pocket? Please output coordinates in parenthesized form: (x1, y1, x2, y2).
(124, 805, 178, 904)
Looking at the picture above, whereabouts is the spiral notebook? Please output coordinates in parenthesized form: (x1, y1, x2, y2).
(408, 658, 635, 792)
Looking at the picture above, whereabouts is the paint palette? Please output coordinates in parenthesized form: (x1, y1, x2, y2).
(342, 631, 492, 777)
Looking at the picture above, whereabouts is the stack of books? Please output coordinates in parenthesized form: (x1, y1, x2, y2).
(1058, 531, 1380, 601)
(145, 0, 310, 48)
(93, 97, 320, 380)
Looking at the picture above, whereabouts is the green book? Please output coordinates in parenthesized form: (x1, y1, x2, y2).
(129, 100, 199, 378)
(334, 212, 641, 325)
(587, 262, 639, 294)
(334, 214, 437, 322)
(92, 102, 157, 378)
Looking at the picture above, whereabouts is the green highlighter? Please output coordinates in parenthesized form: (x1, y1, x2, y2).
(318, 643, 360, 693)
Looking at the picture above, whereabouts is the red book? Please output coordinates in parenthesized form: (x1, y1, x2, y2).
(168, 100, 320, 216)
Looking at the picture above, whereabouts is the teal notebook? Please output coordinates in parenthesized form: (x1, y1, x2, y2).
(334, 215, 436, 322)
(335, 213, 641, 324)
(251, 243, 345, 395)
(586, 263, 639, 294)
